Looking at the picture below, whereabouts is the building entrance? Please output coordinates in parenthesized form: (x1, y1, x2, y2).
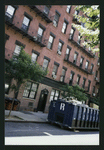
(37, 88, 49, 112)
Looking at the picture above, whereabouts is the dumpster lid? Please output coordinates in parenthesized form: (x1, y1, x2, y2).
(5, 97, 20, 103)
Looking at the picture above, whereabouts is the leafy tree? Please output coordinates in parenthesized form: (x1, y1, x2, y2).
(61, 84, 88, 102)
(72, 5, 100, 52)
(5, 47, 48, 117)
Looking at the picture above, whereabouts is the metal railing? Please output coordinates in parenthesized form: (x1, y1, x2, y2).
(68, 35, 95, 58)
(29, 5, 54, 23)
(5, 15, 48, 47)
(64, 54, 92, 74)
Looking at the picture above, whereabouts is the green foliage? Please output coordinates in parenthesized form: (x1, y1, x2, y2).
(61, 84, 88, 101)
(5, 47, 48, 93)
(72, 5, 100, 52)
(91, 97, 100, 105)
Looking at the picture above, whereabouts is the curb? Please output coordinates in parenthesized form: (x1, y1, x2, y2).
(5, 119, 48, 123)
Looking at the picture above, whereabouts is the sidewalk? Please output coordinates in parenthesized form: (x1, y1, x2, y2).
(5, 110, 48, 123)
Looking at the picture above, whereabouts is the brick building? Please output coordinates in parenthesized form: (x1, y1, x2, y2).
(5, 5, 100, 113)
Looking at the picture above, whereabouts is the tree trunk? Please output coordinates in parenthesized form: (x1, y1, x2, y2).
(8, 82, 21, 117)
(8, 90, 16, 117)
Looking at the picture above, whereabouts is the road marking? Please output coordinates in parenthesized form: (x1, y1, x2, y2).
(43, 132, 53, 136)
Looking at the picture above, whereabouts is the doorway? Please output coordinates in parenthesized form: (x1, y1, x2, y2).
(37, 89, 49, 112)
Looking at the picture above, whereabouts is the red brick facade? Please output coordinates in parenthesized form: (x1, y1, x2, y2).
(5, 5, 100, 113)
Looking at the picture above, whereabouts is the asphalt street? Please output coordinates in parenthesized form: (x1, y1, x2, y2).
(5, 122, 99, 137)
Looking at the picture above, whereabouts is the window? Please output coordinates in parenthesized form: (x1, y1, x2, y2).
(37, 27, 44, 42)
(80, 57, 84, 68)
(52, 64, 58, 76)
(14, 40, 25, 56)
(87, 80, 91, 92)
(43, 5, 50, 15)
(5, 78, 11, 94)
(60, 68, 66, 82)
(28, 102, 33, 108)
(57, 41, 64, 55)
(62, 21, 68, 34)
(69, 27, 75, 40)
(95, 70, 98, 78)
(83, 40, 87, 49)
(47, 35, 54, 49)
(76, 75, 81, 85)
(92, 86, 95, 96)
(43, 59, 49, 70)
(49, 89, 60, 102)
(69, 71, 75, 86)
(66, 5, 71, 13)
(21, 16, 30, 31)
(23, 82, 38, 99)
(77, 33, 81, 44)
(97, 57, 100, 65)
(5, 5, 15, 18)
(31, 53, 38, 63)
(74, 10, 79, 16)
(82, 78, 86, 89)
(65, 46, 71, 60)
(90, 64, 94, 73)
(53, 12, 60, 27)
(73, 52, 78, 64)
(85, 60, 89, 70)
(14, 45, 21, 56)
(88, 47, 91, 52)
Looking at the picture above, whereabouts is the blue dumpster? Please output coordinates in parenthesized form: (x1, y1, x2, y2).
(76, 106, 83, 127)
(85, 107, 90, 128)
(80, 107, 87, 127)
(95, 110, 99, 128)
(48, 98, 99, 130)
(92, 109, 96, 128)
(97, 111, 99, 128)
(88, 108, 93, 128)
(47, 100, 56, 123)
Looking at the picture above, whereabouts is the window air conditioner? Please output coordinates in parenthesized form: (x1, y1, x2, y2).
(93, 93, 96, 96)
(95, 77, 98, 81)
(52, 72, 55, 75)
(33, 36, 37, 41)
(57, 50, 61, 55)
(52, 74, 57, 79)
(60, 76, 63, 82)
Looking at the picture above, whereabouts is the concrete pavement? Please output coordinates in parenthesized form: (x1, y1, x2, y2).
(5, 110, 48, 123)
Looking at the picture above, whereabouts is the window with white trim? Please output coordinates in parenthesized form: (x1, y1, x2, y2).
(31, 53, 38, 63)
(62, 21, 67, 34)
(57, 42, 63, 55)
(5, 5, 15, 18)
(66, 5, 71, 13)
(14, 45, 21, 56)
(69, 27, 75, 40)
(49, 89, 60, 102)
(21, 16, 30, 31)
(53, 12, 60, 27)
(23, 81, 38, 99)
(85, 60, 89, 70)
(80, 57, 84, 67)
(60, 68, 66, 82)
(73, 52, 78, 64)
(76, 75, 81, 85)
(52, 64, 58, 75)
(47, 35, 54, 50)
(43, 59, 49, 70)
